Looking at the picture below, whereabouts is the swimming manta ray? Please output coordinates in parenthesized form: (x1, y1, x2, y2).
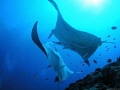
(31, 21, 81, 82)
(48, 0, 115, 66)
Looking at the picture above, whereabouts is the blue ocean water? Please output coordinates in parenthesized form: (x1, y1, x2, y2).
(0, 0, 120, 90)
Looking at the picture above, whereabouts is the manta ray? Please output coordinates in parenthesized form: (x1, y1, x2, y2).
(31, 21, 81, 82)
(47, 0, 115, 66)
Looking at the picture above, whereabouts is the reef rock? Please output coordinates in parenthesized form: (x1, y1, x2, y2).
(65, 56, 120, 90)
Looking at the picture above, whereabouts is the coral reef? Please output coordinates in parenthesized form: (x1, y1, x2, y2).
(65, 56, 120, 90)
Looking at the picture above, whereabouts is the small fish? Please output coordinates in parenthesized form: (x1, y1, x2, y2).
(111, 26, 117, 30)
(70, 63, 72, 64)
(80, 71, 83, 72)
(34, 73, 38, 79)
(105, 46, 108, 48)
(74, 70, 76, 73)
(34, 76, 38, 79)
(107, 59, 112, 63)
(61, 82, 64, 84)
(106, 50, 109, 51)
(114, 46, 117, 48)
(34, 73, 38, 76)
(47, 65, 51, 68)
(113, 38, 116, 40)
(99, 53, 102, 56)
(24, 72, 26, 77)
(82, 64, 84, 66)
(93, 60, 97, 63)
(45, 78, 49, 80)
(67, 54, 70, 57)
(107, 35, 110, 37)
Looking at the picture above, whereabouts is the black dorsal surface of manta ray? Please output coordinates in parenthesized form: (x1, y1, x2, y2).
(48, 0, 115, 66)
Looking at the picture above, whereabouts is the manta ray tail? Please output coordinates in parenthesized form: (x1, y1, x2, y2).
(102, 41, 115, 44)
(48, 0, 60, 13)
(31, 21, 48, 57)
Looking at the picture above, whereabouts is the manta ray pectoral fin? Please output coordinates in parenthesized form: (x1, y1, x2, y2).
(102, 41, 115, 44)
(47, 65, 51, 68)
(31, 21, 48, 57)
(48, 0, 60, 13)
(52, 41, 62, 45)
(48, 30, 54, 39)
(48, 0, 54, 3)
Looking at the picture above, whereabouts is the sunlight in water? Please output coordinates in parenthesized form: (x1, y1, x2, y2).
(85, 0, 102, 6)
(77, 0, 107, 14)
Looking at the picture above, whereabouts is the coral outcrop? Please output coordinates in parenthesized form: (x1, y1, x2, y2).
(65, 56, 120, 90)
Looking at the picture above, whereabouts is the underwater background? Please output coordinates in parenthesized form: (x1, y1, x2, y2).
(0, 0, 120, 90)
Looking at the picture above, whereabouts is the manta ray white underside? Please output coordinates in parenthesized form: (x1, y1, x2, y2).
(31, 22, 81, 82)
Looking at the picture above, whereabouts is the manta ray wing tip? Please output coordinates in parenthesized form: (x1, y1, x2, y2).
(48, 0, 53, 3)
